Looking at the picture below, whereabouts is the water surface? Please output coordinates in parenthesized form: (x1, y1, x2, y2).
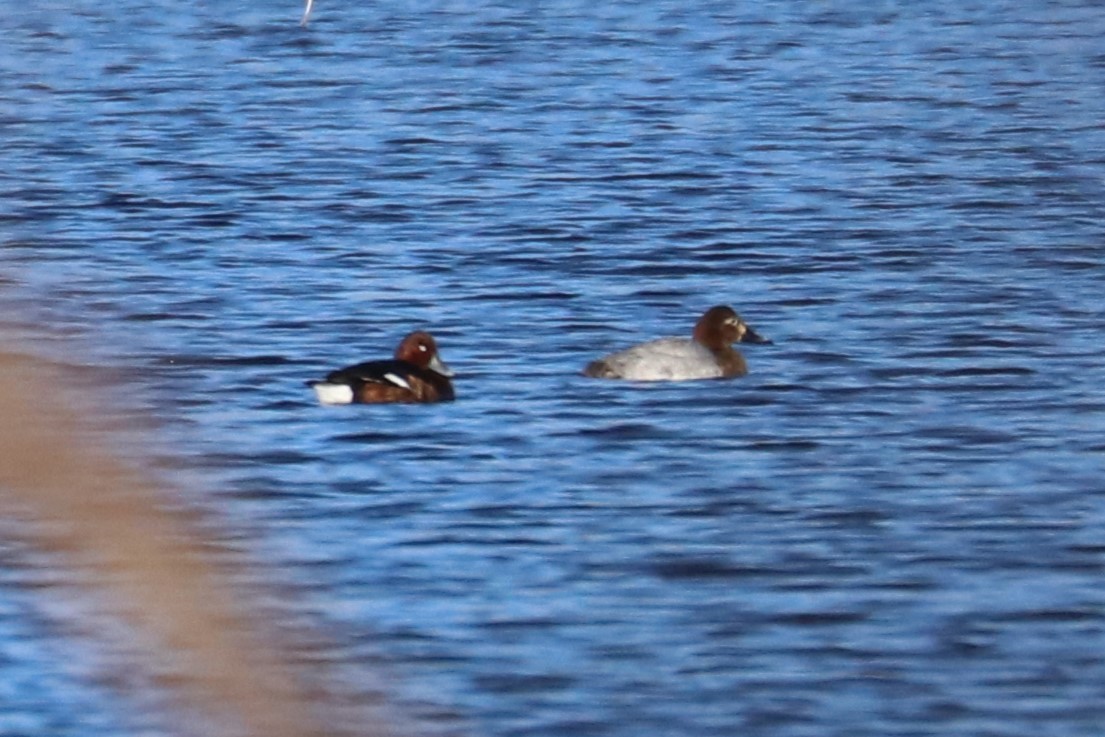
(3, 2, 1105, 736)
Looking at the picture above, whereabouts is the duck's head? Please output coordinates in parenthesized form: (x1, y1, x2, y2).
(693, 305, 771, 349)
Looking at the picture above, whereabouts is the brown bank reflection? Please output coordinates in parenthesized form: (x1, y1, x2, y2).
(0, 348, 393, 737)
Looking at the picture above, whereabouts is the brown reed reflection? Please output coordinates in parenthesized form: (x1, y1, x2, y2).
(0, 348, 394, 737)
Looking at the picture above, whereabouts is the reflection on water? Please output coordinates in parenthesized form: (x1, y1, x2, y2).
(0, 345, 391, 737)
(3, 1, 1105, 736)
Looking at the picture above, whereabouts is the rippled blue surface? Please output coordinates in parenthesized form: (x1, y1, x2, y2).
(4, 1, 1105, 735)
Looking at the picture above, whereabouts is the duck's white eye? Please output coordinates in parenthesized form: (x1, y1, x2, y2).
(418, 343, 428, 352)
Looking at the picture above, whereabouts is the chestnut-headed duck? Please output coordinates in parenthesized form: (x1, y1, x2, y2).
(307, 331, 455, 404)
(583, 305, 770, 382)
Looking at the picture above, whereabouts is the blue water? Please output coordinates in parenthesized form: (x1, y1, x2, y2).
(3, 1, 1105, 735)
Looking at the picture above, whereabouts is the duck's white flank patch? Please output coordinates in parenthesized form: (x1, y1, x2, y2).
(312, 382, 353, 405)
(383, 373, 411, 390)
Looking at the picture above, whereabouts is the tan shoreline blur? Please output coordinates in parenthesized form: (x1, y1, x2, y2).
(0, 348, 390, 737)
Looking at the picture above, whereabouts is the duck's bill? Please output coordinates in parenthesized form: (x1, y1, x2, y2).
(429, 354, 455, 377)
(742, 325, 772, 344)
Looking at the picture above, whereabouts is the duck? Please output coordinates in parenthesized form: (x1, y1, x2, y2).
(306, 331, 455, 404)
(583, 305, 770, 381)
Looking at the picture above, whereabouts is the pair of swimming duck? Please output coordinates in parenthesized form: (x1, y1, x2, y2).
(306, 305, 771, 405)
